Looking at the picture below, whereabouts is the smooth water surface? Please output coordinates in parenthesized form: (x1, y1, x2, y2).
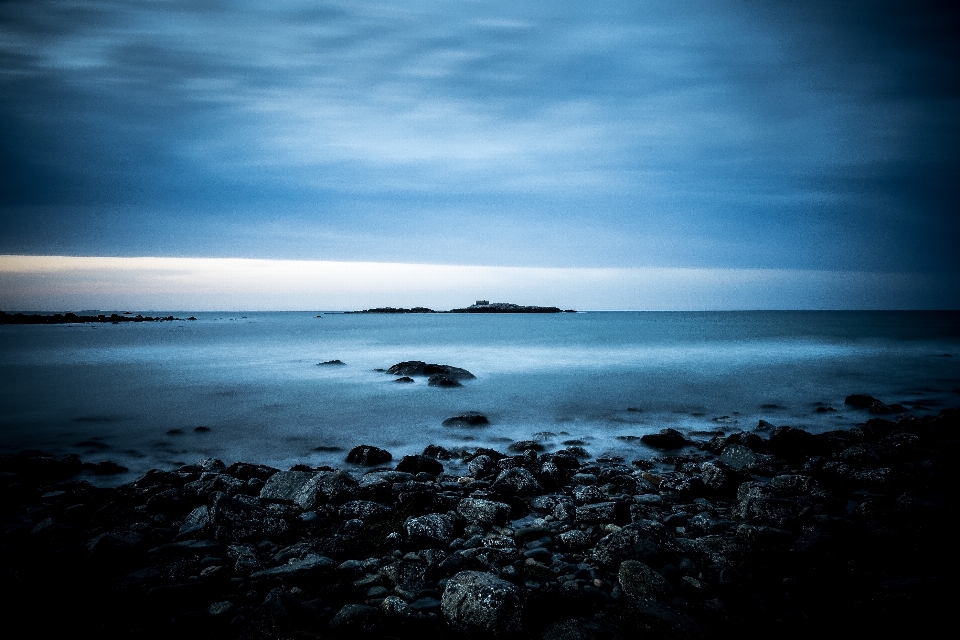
(2, 311, 958, 482)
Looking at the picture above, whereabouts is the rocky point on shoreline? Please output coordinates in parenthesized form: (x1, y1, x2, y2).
(1, 397, 957, 639)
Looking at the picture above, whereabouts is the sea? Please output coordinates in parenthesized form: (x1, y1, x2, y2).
(1, 311, 958, 484)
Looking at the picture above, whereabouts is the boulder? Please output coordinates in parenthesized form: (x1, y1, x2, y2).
(458, 497, 512, 525)
(386, 361, 475, 379)
(405, 513, 456, 548)
(346, 445, 393, 466)
(441, 570, 523, 636)
(619, 560, 673, 599)
(442, 412, 490, 427)
(640, 428, 688, 449)
(395, 454, 444, 477)
(491, 467, 544, 496)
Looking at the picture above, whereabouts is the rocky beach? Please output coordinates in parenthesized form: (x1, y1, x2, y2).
(2, 394, 956, 639)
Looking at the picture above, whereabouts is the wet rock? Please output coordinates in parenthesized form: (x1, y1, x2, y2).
(592, 523, 662, 566)
(346, 445, 393, 466)
(441, 570, 523, 637)
(491, 467, 544, 495)
(387, 361, 476, 379)
(458, 497, 512, 525)
(338, 500, 392, 520)
(258, 470, 318, 505)
(396, 454, 444, 477)
(640, 428, 689, 449)
(718, 444, 757, 470)
(428, 374, 463, 387)
(329, 603, 381, 633)
(575, 501, 618, 524)
(250, 554, 335, 580)
(619, 560, 673, 599)
(394, 376, 415, 382)
(318, 359, 345, 365)
(442, 412, 490, 427)
(405, 513, 456, 548)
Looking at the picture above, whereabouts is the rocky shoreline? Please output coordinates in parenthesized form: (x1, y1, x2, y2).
(2, 399, 957, 639)
(0, 310, 193, 324)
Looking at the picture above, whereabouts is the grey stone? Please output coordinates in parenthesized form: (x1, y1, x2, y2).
(259, 470, 318, 504)
(458, 497, 512, 524)
(618, 560, 673, 599)
(591, 523, 661, 566)
(339, 500, 392, 520)
(491, 467, 544, 495)
(405, 513, 456, 547)
(719, 445, 757, 470)
(575, 501, 617, 523)
(250, 554, 335, 579)
(441, 570, 523, 636)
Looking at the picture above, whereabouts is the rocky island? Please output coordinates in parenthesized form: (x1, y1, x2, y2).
(350, 302, 575, 314)
(1, 395, 955, 639)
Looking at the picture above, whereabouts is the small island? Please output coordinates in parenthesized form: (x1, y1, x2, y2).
(350, 301, 576, 314)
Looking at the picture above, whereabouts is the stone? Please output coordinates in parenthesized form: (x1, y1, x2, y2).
(346, 445, 393, 466)
(491, 467, 544, 495)
(441, 570, 523, 637)
(395, 454, 444, 477)
(428, 374, 463, 387)
(619, 560, 673, 599)
(442, 412, 490, 427)
(575, 501, 618, 524)
(387, 361, 476, 379)
(329, 603, 380, 633)
(405, 513, 456, 548)
(458, 497, 512, 525)
(250, 554, 335, 580)
(259, 470, 318, 504)
(591, 523, 661, 566)
(640, 428, 688, 449)
(338, 500, 392, 520)
(719, 444, 757, 470)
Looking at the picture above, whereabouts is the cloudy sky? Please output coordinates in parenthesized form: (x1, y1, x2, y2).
(1, 0, 957, 309)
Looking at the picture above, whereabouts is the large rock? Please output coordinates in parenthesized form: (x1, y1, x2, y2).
(259, 470, 317, 504)
(592, 523, 662, 566)
(386, 361, 476, 379)
(405, 513, 456, 548)
(395, 454, 444, 477)
(458, 497, 512, 525)
(441, 570, 523, 636)
(640, 428, 689, 449)
(619, 560, 673, 599)
(346, 445, 393, 466)
(442, 412, 490, 427)
(491, 467, 544, 495)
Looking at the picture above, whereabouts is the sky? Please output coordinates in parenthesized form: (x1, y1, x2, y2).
(0, 0, 958, 310)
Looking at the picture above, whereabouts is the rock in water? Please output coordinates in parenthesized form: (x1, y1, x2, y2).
(640, 428, 688, 449)
(441, 570, 523, 636)
(442, 412, 490, 427)
(345, 445, 393, 466)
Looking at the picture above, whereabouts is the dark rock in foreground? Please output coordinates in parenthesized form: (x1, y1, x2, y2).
(1, 406, 957, 639)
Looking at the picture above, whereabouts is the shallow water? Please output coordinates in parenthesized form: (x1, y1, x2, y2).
(2, 311, 958, 483)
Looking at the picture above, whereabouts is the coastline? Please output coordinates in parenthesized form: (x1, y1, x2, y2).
(2, 400, 956, 639)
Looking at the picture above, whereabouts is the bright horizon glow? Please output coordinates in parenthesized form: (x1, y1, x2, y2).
(0, 255, 953, 312)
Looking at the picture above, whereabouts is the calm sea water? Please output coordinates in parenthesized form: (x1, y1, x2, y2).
(1, 311, 958, 483)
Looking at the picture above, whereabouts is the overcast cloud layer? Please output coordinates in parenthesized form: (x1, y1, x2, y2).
(1, 1, 958, 302)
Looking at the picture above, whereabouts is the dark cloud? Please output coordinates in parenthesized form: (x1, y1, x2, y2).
(0, 1, 957, 289)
